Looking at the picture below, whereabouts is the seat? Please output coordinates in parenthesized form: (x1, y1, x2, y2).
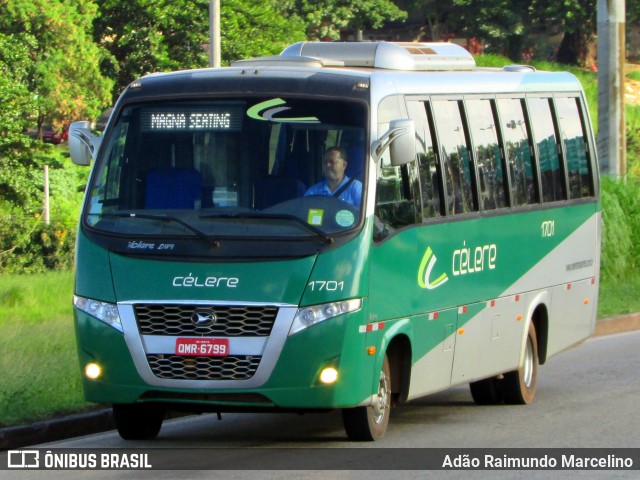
(254, 176, 306, 210)
(345, 144, 364, 181)
(145, 168, 202, 209)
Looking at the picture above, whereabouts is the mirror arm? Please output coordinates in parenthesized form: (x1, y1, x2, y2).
(371, 125, 409, 162)
(71, 128, 101, 154)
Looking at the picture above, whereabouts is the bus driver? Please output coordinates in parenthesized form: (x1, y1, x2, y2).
(305, 147, 363, 207)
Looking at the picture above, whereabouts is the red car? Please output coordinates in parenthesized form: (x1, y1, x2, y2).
(42, 124, 69, 144)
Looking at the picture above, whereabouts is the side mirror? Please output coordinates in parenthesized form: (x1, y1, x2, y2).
(69, 121, 102, 166)
(371, 119, 416, 166)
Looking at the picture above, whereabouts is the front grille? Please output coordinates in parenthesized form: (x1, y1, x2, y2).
(147, 354, 261, 380)
(135, 304, 278, 336)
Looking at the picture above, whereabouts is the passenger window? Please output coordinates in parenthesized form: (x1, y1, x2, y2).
(432, 100, 476, 215)
(465, 98, 507, 210)
(497, 98, 537, 206)
(528, 97, 566, 202)
(407, 101, 443, 220)
(555, 97, 594, 198)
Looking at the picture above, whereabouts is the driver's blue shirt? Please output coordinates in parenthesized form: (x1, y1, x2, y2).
(304, 176, 362, 207)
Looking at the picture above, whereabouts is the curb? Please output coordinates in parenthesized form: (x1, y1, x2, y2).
(2, 315, 639, 451)
(593, 312, 640, 336)
(0, 408, 114, 451)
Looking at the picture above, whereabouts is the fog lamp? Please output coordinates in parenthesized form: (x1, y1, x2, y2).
(85, 363, 102, 380)
(319, 367, 339, 384)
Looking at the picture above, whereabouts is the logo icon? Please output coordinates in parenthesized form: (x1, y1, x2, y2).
(191, 309, 217, 327)
(247, 98, 320, 123)
(418, 247, 449, 290)
(8, 450, 39, 469)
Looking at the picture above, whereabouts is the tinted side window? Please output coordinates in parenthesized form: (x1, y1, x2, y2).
(407, 101, 443, 220)
(555, 97, 594, 198)
(528, 97, 566, 202)
(432, 100, 476, 215)
(497, 98, 537, 206)
(465, 98, 507, 210)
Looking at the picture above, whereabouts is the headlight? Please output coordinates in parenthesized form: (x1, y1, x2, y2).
(73, 295, 123, 332)
(289, 298, 362, 335)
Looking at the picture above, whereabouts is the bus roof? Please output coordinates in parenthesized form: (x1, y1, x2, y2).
(128, 42, 584, 99)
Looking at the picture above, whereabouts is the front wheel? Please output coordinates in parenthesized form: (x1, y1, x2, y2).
(500, 323, 539, 404)
(342, 355, 391, 441)
(112, 403, 165, 440)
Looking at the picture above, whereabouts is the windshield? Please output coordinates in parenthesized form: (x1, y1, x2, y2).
(84, 97, 367, 255)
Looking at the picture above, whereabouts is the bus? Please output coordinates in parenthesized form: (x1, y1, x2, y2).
(69, 41, 600, 441)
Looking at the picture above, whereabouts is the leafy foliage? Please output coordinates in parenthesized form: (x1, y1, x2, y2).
(0, 147, 86, 273)
(0, 0, 113, 129)
(96, 0, 308, 97)
(600, 177, 640, 283)
(452, 0, 530, 60)
(220, 0, 306, 62)
(296, 0, 406, 40)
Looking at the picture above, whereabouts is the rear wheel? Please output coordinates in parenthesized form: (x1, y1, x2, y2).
(500, 323, 539, 404)
(342, 355, 391, 441)
(112, 403, 165, 440)
(469, 376, 502, 405)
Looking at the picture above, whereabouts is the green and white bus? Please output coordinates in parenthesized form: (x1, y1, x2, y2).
(69, 42, 600, 441)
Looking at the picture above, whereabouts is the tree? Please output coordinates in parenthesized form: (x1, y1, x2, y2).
(393, 0, 457, 41)
(0, 0, 113, 132)
(95, 0, 307, 99)
(295, 0, 407, 41)
(529, 0, 597, 66)
(0, 31, 42, 210)
(93, 0, 171, 100)
(450, 0, 531, 60)
(220, 0, 306, 61)
(0, 31, 85, 272)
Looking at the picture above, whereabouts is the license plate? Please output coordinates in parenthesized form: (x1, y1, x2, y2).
(175, 338, 229, 357)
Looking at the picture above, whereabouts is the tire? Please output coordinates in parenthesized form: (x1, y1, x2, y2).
(112, 403, 165, 440)
(470, 376, 502, 405)
(342, 355, 391, 441)
(500, 322, 539, 404)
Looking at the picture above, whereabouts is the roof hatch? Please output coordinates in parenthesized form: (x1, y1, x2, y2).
(232, 41, 476, 71)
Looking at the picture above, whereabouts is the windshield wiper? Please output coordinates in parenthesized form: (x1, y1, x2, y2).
(199, 212, 333, 244)
(95, 212, 220, 248)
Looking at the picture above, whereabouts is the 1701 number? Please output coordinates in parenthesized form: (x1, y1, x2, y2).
(308, 280, 344, 291)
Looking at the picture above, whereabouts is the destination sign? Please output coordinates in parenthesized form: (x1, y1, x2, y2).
(141, 105, 244, 132)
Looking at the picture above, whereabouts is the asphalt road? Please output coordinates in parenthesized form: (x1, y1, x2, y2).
(2, 329, 638, 479)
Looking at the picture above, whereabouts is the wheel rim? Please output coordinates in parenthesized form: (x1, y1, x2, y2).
(522, 335, 534, 388)
(372, 369, 390, 424)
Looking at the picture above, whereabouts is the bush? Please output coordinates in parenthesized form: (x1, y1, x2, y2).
(600, 176, 640, 283)
(0, 203, 77, 273)
(0, 146, 87, 273)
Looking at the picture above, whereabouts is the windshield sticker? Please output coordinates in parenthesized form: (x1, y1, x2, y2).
(247, 98, 320, 124)
(308, 209, 324, 226)
(335, 210, 355, 227)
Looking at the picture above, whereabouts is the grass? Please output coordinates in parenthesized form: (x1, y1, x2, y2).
(627, 69, 640, 82)
(0, 272, 90, 427)
(598, 275, 640, 318)
(0, 265, 636, 428)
